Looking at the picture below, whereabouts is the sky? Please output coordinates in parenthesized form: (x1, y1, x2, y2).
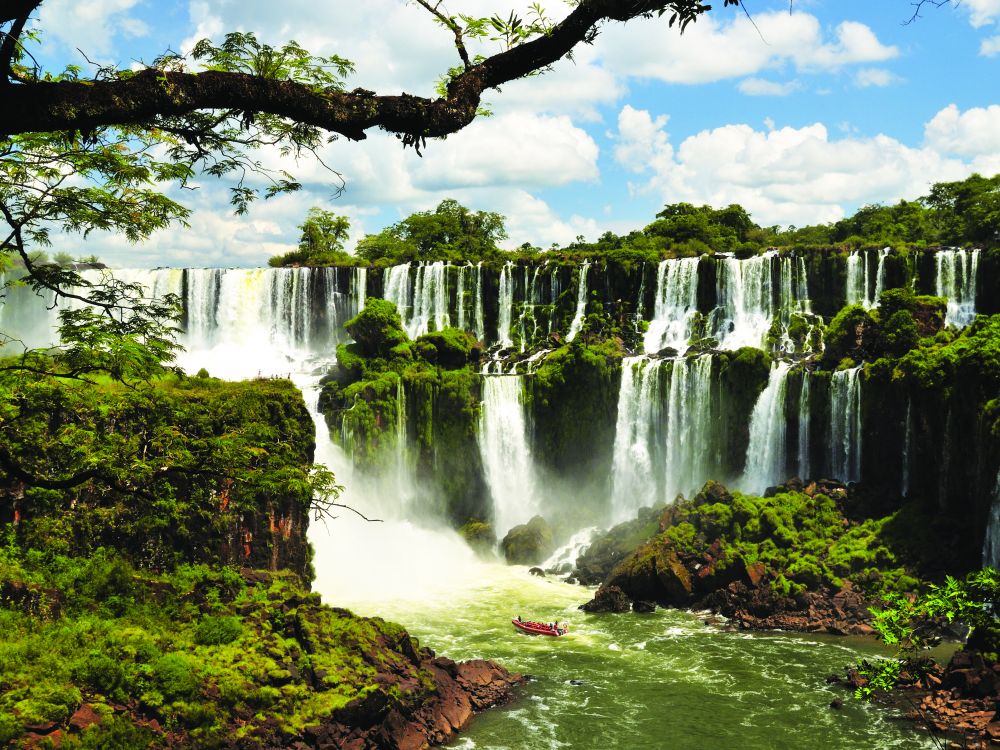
(24, 0, 1000, 267)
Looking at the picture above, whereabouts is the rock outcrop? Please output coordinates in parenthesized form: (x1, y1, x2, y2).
(501, 516, 555, 565)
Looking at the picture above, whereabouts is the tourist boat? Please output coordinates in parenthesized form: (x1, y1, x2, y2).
(511, 619, 567, 637)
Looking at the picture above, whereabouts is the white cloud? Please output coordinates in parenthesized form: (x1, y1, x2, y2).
(598, 11, 897, 85)
(854, 68, 900, 88)
(36, 0, 147, 57)
(738, 78, 802, 96)
(924, 103, 1000, 157)
(964, 0, 1000, 27)
(980, 34, 1000, 56)
(612, 105, 982, 227)
(613, 106, 672, 174)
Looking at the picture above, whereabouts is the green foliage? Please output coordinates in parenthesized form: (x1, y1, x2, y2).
(269, 207, 353, 267)
(194, 615, 243, 646)
(344, 298, 408, 356)
(0, 550, 437, 746)
(355, 199, 507, 263)
(856, 569, 1000, 700)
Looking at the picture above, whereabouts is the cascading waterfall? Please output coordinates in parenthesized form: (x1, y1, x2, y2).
(185, 268, 223, 347)
(456, 263, 469, 332)
(643, 257, 700, 354)
(662, 355, 715, 502)
(566, 260, 591, 342)
(798, 370, 811, 480)
(497, 261, 515, 348)
(741, 361, 791, 492)
(982, 471, 1000, 570)
(712, 252, 775, 350)
(936, 248, 981, 328)
(407, 261, 450, 338)
(477, 372, 539, 536)
(474, 262, 486, 342)
(847, 248, 890, 309)
(830, 366, 863, 483)
(383, 262, 451, 338)
(383, 264, 412, 325)
(874, 247, 889, 304)
(611, 357, 664, 521)
(353, 267, 367, 314)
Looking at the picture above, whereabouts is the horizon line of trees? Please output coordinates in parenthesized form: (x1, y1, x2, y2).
(269, 172, 1000, 269)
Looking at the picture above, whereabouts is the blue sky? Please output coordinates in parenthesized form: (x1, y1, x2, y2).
(25, 0, 1000, 266)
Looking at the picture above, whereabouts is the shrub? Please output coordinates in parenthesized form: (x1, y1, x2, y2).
(194, 616, 243, 646)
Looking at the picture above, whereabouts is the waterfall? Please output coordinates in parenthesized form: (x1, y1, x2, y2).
(983, 471, 1000, 570)
(474, 262, 486, 342)
(497, 261, 515, 348)
(383, 262, 450, 338)
(518, 265, 544, 352)
(185, 268, 222, 347)
(456, 264, 468, 332)
(936, 248, 981, 328)
(383, 263, 412, 325)
(712, 252, 775, 350)
(478, 373, 538, 536)
(845, 250, 867, 308)
(873, 248, 889, 305)
(611, 357, 664, 521)
(741, 361, 791, 493)
(830, 366, 863, 483)
(566, 260, 591, 342)
(353, 267, 367, 315)
(797, 370, 811, 480)
(662, 355, 715, 502)
(643, 257, 700, 354)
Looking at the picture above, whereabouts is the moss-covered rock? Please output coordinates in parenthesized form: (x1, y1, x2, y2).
(501, 516, 556, 565)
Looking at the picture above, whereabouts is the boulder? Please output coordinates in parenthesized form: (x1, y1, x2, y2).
(632, 600, 656, 613)
(579, 585, 632, 613)
(528, 567, 546, 577)
(458, 520, 497, 555)
(602, 541, 693, 605)
(501, 516, 555, 565)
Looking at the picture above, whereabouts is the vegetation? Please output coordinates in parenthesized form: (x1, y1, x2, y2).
(0, 546, 438, 748)
(269, 208, 353, 267)
(855, 569, 1000, 700)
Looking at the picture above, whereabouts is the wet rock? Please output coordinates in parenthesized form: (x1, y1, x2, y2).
(69, 704, 102, 733)
(528, 567, 546, 577)
(632, 600, 656, 613)
(501, 516, 555, 565)
(580, 585, 632, 613)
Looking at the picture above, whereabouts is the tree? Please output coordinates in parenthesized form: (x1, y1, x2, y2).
(269, 207, 352, 266)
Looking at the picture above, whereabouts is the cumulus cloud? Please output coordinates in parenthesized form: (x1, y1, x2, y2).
(924, 103, 1000, 157)
(964, 0, 1000, 28)
(36, 0, 147, 57)
(854, 68, 901, 88)
(738, 78, 802, 96)
(598, 11, 897, 85)
(980, 34, 1000, 56)
(611, 105, 986, 227)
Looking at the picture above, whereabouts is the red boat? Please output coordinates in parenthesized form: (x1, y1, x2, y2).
(512, 618, 567, 637)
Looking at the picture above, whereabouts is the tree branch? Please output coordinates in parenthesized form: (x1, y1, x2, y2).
(0, 7, 32, 86)
(0, 1, 724, 145)
(413, 0, 472, 69)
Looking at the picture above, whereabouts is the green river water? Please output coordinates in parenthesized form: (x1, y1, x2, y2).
(311, 517, 934, 750)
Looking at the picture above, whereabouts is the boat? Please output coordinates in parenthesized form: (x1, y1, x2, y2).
(512, 618, 567, 637)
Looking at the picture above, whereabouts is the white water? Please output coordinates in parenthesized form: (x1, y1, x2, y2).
(712, 252, 775, 350)
(644, 258, 700, 354)
(478, 373, 539, 537)
(384, 261, 450, 338)
(566, 260, 591, 342)
(497, 261, 515, 348)
(611, 357, 665, 521)
(798, 371, 811, 481)
(830, 366, 863, 483)
(542, 526, 598, 573)
(741, 361, 791, 493)
(936, 248, 981, 328)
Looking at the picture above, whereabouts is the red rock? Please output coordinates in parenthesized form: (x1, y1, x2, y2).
(69, 704, 101, 732)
